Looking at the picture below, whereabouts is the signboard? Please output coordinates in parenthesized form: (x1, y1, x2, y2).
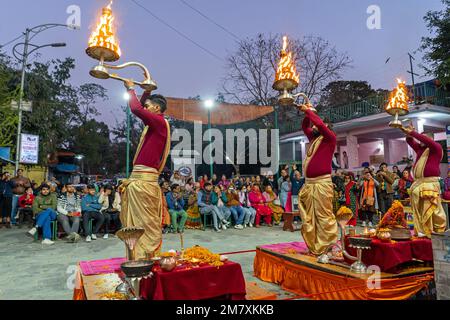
(447, 125, 450, 172)
(19, 134, 39, 164)
(0, 147, 11, 160)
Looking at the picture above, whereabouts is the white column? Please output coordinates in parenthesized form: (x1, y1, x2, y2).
(346, 135, 359, 169)
(292, 141, 296, 161)
(383, 138, 390, 164)
(300, 141, 306, 163)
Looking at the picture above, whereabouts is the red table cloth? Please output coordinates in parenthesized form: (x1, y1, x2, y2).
(345, 237, 433, 273)
(140, 261, 247, 300)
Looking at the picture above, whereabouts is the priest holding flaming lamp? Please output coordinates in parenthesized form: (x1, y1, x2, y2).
(86, 2, 171, 260)
(273, 36, 338, 255)
(386, 80, 447, 237)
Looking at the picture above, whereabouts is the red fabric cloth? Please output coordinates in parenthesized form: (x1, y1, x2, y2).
(140, 261, 247, 300)
(406, 131, 442, 178)
(128, 90, 169, 169)
(302, 110, 337, 178)
(345, 237, 433, 273)
(285, 192, 293, 212)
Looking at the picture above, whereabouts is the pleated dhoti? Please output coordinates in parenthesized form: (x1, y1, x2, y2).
(120, 166, 164, 260)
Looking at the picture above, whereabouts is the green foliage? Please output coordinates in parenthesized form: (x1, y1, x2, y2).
(421, 0, 450, 86)
(318, 81, 382, 109)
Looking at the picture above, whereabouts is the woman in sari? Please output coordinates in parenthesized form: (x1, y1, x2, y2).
(343, 174, 359, 226)
(263, 185, 284, 225)
(249, 184, 272, 228)
(397, 169, 414, 200)
(185, 182, 203, 229)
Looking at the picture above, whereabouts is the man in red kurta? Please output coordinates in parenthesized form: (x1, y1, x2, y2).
(400, 124, 447, 238)
(298, 105, 338, 255)
(120, 80, 171, 260)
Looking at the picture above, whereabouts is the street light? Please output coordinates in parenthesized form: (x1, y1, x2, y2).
(11, 23, 74, 175)
(204, 99, 215, 179)
(124, 93, 131, 178)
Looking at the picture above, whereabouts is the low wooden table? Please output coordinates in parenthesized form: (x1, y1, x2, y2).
(282, 212, 301, 232)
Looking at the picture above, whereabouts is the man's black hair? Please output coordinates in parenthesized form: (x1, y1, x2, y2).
(149, 94, 167, 113)
(171, 184, 180, 191)
(204, 182, 212, 188)
(380, 162, 388, 168)
(87, 184, 96, 190)
(40, 183, 50, 190)
(105, 184, 113, 191)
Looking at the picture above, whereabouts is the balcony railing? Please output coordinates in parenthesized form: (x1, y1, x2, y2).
(279, 82, 450, 135)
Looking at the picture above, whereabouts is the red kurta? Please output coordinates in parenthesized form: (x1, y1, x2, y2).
(128, 90, 169, 170)
(406, 131, 442, 178)
(302, 110, 337, 178)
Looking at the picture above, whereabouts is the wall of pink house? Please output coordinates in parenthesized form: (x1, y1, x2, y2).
(357, 141, 384, 165)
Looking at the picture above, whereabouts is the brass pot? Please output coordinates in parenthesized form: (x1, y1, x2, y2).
(160, 256, 177, 272)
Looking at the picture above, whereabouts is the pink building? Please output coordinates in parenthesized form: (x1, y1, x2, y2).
(280, 102, 450, 177)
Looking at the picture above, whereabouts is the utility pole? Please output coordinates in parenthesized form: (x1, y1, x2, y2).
(407, 53, 420, 105)
(126, 105, 131, 178)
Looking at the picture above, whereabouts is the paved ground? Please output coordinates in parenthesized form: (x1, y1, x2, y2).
(0, 223, 305, 300)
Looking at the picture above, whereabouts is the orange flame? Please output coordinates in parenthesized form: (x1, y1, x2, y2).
(275, 36, 300, 84)
(88, 1, 121, 57)
(386, 78, 410, 112)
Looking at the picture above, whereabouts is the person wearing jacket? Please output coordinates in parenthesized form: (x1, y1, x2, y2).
(212, 185, 232, 227)
(166, 184, 187, 233)
(359, 171, 380, 227)
(28, 184, 58, 245)
(375, 163, 397, 214)
(99, 185, 122, 239)
(81, 184, 104, 242)
(57, 183, 82, 243)
(17, 186, 35, 227)
(249, 184, 272, 227)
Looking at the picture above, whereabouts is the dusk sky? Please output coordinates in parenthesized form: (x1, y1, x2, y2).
(0, 0, 445, 125)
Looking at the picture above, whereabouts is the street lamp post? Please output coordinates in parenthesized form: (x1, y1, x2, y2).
(205, 100, 214, 179)
(12, 23, 71, 175)
(124, 93, 131, 178)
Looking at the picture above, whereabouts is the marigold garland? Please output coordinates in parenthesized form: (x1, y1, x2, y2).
(184, 246, 224, 267)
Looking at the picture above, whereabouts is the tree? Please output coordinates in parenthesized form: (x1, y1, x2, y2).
(318, 81, 377, 109)
(77, 83, 107, 124)
(222, 33, 352, 115)
(70, 119, 111, 174)
(0, 53, 19, 149)
(420, 0, 450, 86)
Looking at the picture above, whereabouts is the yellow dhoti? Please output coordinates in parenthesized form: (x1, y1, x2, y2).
(298, 175, 338, 255)
(410, 177, 447, 238)
(120, 166, 164, 260)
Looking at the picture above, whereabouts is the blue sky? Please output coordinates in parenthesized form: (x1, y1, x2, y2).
(0, 0, 444, 125)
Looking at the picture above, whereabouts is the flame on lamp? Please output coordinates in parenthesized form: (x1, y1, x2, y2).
(87, 0, 121, 61)
(275, 36, 300, 84)
(385, 78, 410, 114)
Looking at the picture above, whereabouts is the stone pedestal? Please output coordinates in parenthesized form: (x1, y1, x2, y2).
(431, 231, 450, 300)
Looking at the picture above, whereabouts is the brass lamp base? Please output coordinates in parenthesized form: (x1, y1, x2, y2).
(387, 110, 408, 128)
(86, 46, 120, 62)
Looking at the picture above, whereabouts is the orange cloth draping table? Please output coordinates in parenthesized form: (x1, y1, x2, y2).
(73, 258, 247, 300)
(344, 237, 433, 273)
(253, 242, 434, 300)
(140, 261, 247, 300)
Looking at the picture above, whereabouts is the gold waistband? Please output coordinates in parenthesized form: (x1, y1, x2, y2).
(305, 174, 332, 183)
(412, 177, 439, 184)
(130, 165, 159, 182)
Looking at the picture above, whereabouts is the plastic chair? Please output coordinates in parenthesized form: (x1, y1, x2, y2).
(34, 220, 58, 241)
